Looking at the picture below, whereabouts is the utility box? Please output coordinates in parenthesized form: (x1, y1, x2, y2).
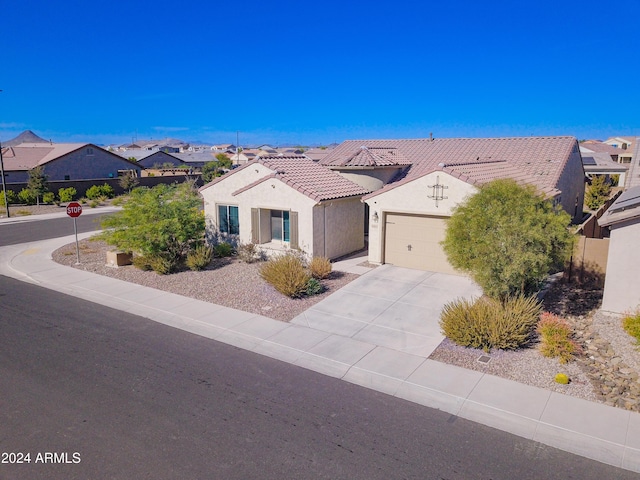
(106, 251, 133, 268)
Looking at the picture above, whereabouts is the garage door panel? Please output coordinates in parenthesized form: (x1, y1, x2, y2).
(384, 214, 458, 274)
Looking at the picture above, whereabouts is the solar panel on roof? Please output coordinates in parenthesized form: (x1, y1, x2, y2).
(582, 156, 597, 165)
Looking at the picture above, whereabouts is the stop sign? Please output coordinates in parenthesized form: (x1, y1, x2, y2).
(66, 202, 83, 218)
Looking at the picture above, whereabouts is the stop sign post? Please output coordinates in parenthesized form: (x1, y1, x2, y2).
(67, 202, 83, 264)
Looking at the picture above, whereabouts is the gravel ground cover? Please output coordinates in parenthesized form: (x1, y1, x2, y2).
(52, 239, 358, 322)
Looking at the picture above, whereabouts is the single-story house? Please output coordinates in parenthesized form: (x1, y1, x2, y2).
(199, 155, 369, 259)
(136, 151, 187, 169)
(580, 149, 628, 186)
(1, 142, 143, 183)
(597, 187, 640, 314)
(321, 136, 585, 274)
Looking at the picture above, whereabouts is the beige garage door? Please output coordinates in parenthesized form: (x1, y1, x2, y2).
(384, 213, 458, 274)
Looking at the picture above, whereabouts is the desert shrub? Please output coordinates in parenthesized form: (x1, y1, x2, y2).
(18, 188, 37, 205)
(536, 312, 582, 364)
(0, 189, 17, 206)
(147, 254, 179, 275)
(440, 295, 542, 352)
(554, 373, 570, 384)
(186, 245, 213, 271)
(42, 192, 56, 204)
(622, 311, 640, 344)
(309, 256, 332, 279)
(132, 255, 153, 271)
(58, 187, 76, 203)
(86, 183, 114, 200)
(237, 242, 263, 263)
(259, 252, 311, 298)
(306, 277, 324, 296)
(89, 199, 101, 208)
(213, 242, 234, 258)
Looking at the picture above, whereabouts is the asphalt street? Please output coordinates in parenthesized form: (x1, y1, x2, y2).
(0, 274, 637, 480)
(0, 212, 108, 246)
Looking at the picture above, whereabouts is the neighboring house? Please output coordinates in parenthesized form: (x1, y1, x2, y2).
(303, 147, 333, 162)
(173, 151, 218, 169)
(199, 155, 369, 259)
(580, 149, 628, 186)
(597, 187, 640, 313)
(322, 136, 586, 274)
(580, 140, 620, 162)
(1, 143, 143, 183)
(136, 151, 187, 169)
(211, 144, 237, 152)
(230, 149, 260, 165)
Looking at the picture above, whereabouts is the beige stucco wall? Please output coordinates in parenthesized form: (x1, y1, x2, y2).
(333, 167, 404, 192)
(364, 172, 477, 264)
(312, 198, 364, 259)
(601, 220, 640, 314)
(201, 165, 364, 259)
(201, 164, 316, 254)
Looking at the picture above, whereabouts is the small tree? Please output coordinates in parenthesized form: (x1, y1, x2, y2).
(118, 172, 139, 193)
(442, 179, 575, 300)
(58, 187, 77, 203)
(96, 183, 205, 270)
(585, 175, 611, 210)
(27, 166, 49, 206)
(202, 155, 233, 183)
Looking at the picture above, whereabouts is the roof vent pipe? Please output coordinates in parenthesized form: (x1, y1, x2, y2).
(429, 132, 433, 142)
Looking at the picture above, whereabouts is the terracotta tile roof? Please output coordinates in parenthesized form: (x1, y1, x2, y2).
(322, 136, 578, 199)
(322, 146, 411, 167)
(580, 142, 619, 155)
(442, 160, 560, 197)
(1, 143, 88, 171)
(255, 155, 370, 201)
(201, 155, 369, 202)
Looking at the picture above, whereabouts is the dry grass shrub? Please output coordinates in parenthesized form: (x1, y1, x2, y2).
(132, 254, 178, 275)
(237, 242, 264, 263)
(186, 245, 213, 271)
(622, 310, 640, 344)
(536, 312, 582, 363)
(440, 295, 542, 352)
(309, 257, 332, 279)
(259, 252, 311, 298)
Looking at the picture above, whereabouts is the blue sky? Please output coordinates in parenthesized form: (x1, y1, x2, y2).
(1, 0, 639, 146)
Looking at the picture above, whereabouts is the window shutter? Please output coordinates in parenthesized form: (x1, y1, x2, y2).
(289, 211, 299, 249)
(251, 208, 259, 243)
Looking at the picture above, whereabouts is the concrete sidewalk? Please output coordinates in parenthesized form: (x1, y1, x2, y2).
(1, 235, 640, 472)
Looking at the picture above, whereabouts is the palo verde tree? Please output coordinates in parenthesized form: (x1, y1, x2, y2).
(202, 154, 233, 183)
(27, 166, 49, 206)
(442, 179, 575, 300)
(96, 183, 205, 272)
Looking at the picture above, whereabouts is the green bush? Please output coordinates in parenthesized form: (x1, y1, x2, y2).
(309, 256, 332, 279)
(0, 189, 17, 206)
(18, 188, 37, 205)
(554, 373, 570, 384)
(186, 245, 213, 271)
(42, 192, 56, 204)
(259, 252, 311, 298)
(86, 183, 114, 200)
(622, 311, 640, 344)
(536, 312, 581, 364)
(213, 242, 234, 258)
(306, 277, 324, 296)
(58, 187, 77, 203)
(440, 295, 542, 352)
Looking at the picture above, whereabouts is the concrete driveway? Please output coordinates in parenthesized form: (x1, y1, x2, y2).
(291, 265, 482, 357)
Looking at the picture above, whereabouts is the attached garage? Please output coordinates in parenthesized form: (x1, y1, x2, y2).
(383, 213, 459, 275)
